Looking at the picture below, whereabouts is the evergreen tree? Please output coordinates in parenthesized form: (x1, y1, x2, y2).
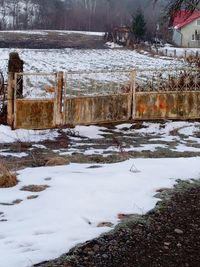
(131, 10, 146, 41)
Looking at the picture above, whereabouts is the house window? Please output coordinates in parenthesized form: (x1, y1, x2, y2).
(197, 19, 200, 25)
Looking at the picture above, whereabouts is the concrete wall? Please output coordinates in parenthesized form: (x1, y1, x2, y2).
(13, 91, 200, 129)
(172, 29, 182, 46)
(135, 91, 200, 120)
(14, 99, 54, 129)
(64, 94, 132, 125)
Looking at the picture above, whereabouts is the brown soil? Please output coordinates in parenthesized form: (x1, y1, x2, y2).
(0, 31, 106, 49)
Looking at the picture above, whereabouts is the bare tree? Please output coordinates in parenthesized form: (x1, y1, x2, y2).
(154, 0, 200, 15)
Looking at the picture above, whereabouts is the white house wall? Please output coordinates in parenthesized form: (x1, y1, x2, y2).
(180, 18, 200, 47)
(172, 29, 182, 46)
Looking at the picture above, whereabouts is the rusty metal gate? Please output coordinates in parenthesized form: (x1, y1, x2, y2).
(7, 70, 134, 129)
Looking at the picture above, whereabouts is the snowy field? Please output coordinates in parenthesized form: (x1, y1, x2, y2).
(0, 30, 104, 36)
(0, 47, 185, 77)
(0, 47, 188, 98)
(158, 45, 200, 57)
(0, 158, 200, 267)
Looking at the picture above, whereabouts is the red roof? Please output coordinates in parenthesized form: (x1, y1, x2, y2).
(172, 10, 200, 29)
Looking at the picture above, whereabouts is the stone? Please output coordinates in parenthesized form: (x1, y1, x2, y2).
(174, 228, 184, 234)
(97, 222, 114, 228)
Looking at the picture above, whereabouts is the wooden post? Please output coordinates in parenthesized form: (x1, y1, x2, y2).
(7, 73, 14, 128)
(54, 71, 64, 126)
(8, 52, 24, 98)
(7, 52, 24, 128)
(174, 49, 176, 57)
(131, 70, 136, 120)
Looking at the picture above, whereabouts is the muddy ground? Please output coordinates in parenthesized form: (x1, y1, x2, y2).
(1, 121, 200, 171)
(0, 31, 106, 49)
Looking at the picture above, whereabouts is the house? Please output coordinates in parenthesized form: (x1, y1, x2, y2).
(171, 10, 200, 48)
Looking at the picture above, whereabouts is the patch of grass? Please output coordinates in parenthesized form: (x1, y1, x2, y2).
(45, 156, 70, 166)
(20, 184, 49, 192)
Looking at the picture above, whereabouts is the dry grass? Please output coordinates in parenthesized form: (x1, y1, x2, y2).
(186, 55, 200, 68)
(45, 157, 70, 166)
(0, 161, 18, 188)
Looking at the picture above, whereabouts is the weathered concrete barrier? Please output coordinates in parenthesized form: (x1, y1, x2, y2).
(135, 91, 200, 120)
(14, 99, 54, 129)
(64, 94, 132, 126)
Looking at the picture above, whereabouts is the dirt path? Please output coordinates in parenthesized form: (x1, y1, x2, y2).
(34, 179, 200, 267)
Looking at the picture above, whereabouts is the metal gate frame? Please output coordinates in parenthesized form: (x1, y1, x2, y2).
(8, 70, 135, 129)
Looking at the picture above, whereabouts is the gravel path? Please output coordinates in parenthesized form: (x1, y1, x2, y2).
(34, 180, 200, 267)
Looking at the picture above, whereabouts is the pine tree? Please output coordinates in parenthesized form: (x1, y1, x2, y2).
(131, 10, 146, 42)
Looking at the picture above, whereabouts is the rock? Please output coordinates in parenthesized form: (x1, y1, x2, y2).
(174, 228, 184, 234)
(27, 195, 39, 200)
(93, 244, 100, 252)
(102, 254, 108, 259)
(12, 199, 23, 204)
(117, 213, 140, 221)
(97, 222, 114, 228)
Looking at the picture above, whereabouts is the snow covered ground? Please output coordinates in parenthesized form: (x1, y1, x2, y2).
(0, 121, 200, 266)
(157, 45, 200, 57)
(0, 158, 200, 267)
(0, 47, 185, 78)
(1, 121, 200, 155)
(0, 47, 188, 98)
(0, 124, 59, 144)
(0, 30, 104, 36)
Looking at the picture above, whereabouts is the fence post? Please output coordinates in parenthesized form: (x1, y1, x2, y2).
(7, 53, 24, 128)
(7, 73, 14, 128)
(174, 49, 176, 57)
(131, 70, 136, 120)
(8, 52, 24, 98)
(54, 71, 64, 126)
(184, 50, 187, 59)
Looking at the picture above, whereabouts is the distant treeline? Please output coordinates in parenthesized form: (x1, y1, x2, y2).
(0, 0, 166, 36)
